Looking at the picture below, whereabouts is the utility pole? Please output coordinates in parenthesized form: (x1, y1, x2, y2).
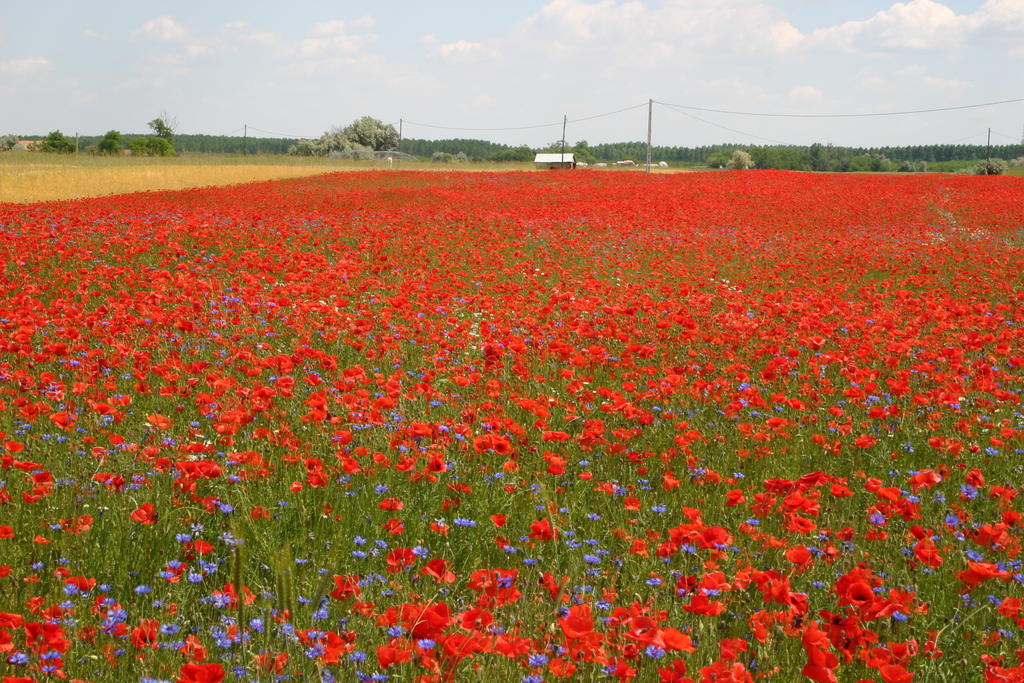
(561, 114, 567, 165)
(398, 119, 403, 154)
(646, 99, 653, 174)
(987, 127, 992, 171)
(243, 124, 247, 156)
(75, 132, 79, 154)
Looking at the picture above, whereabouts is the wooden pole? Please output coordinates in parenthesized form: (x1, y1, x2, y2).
(561, 115, 567, 165)
(646, 99, 653, 173)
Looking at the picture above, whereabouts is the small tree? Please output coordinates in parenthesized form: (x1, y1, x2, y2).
(148, 112, 176, 141)
(489, 145, 534, 162)
(727, 150, 754, 170)
(341, 117, 399, 151)
(29, 131, 76, 153)
(129, 136, 175, 157)
(0, 134, 17, 152)
(572, 140, 597, 164)
(289, 139, 321, 156)
(975, 158, 1007, 176)
(97, 130, 123, 155)
(705, 152, 728, 168)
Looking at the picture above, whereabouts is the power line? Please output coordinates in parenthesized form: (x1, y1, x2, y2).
(945, 131, 989, 144)
(247, 126, 317, 139)
(991, 130, 1023, 142)
(654, 96, 1024, 119)
(568, 102, 648, 123)
(659, 103, 794, 145)
(402, 118, 563, 132)
(403, 103, 648, 133)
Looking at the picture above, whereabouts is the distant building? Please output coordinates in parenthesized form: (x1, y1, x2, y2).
(534, 152, 576, 169)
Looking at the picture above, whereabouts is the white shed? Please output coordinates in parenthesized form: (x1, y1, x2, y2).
(534, 152, 576, 169)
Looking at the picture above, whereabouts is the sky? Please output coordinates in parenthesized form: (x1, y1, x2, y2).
(2, 0, 1023, 148)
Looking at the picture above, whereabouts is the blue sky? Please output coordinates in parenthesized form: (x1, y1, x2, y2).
(3, 0, 1022, 147)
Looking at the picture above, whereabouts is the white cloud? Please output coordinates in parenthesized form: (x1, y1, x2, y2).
(857, 63, 973, 93)
(789, 85, 823, 102)
(311, 20, 348, 37)
(221, 21, 280, 46)
(132, 15, 187, 43)
(974, 0, 1024, 31)
(83, 29, 106, 40)
(521, 0, 805, 60)
(894, 64, 926, 78)
(246, 32, 281, 46)
(433, 39, 501, 62)
(184, 44, 216, 59)
(290, 20, 378, 58)
(923, 75, 971, 89)
(809, 0, 1024, 52)
(0, 57, 51, 75)
(439, 40, 483, 56)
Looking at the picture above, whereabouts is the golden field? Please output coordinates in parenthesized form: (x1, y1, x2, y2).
(0, 153, 708, 204)
(0, 154, 398, 203)
(0, 153, 546, 204)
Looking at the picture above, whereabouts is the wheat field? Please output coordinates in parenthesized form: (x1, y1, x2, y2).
(0, 153, 543, 203)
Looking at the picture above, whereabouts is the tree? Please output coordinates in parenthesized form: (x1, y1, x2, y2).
(289, 117, 397, 157)
(289, 139, 322, 157)
(129, 136, 175, 157)
(572, 140, 597, 164)
(29, 130, 76, 153)
(975, 158, 1007, 176)
(148, 113, 176, 141)
(341, 116, 399, 151)
(96, 130, 123, 155)
(489, 145, 534, 162)
(705, 152, 728, 168)
(727, 149, 754, 170)
(0, 134, 17, 152)
(808, 143, 832, 172)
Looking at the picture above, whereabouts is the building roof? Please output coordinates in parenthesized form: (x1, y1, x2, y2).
(534, 153, 575, 163)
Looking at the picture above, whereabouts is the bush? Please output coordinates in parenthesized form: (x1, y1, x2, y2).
(29, 130, 76, 153)
(97, 130, 123, 156)
(727, 150, 754, 170)
(129, 137, 175, 157)
(0, 134, 18, 152)
(974, 158, 1007, 176)
(705, 152, 728, 168)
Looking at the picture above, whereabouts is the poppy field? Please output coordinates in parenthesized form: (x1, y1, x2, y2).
(1, 169, 1024, 683)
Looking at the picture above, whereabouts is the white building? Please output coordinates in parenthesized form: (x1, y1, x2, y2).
(534, 152, 576, 169)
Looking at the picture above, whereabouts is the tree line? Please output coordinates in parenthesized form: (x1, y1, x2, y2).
(7, 114, 1021, 172)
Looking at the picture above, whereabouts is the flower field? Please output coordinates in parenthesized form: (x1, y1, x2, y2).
(1, 169, 1024, 683)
